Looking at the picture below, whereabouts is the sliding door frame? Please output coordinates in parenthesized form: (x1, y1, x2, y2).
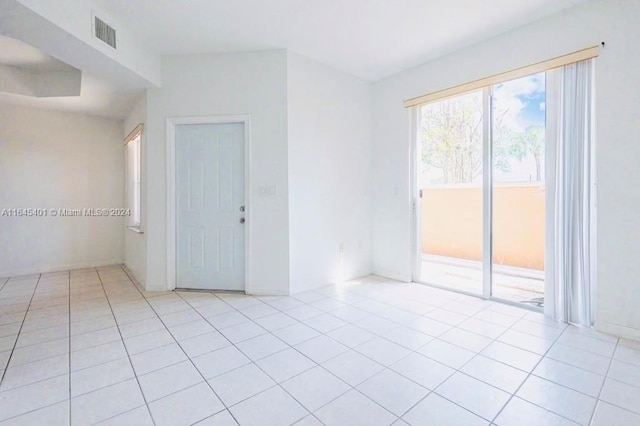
(410, 108, 422, 283)
(412, 87, 543, 312)
(411, 88, 492, 299)
(482, 87, 493, 300)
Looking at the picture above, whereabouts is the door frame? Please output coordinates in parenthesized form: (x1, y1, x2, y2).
(166, 115, 252, 293)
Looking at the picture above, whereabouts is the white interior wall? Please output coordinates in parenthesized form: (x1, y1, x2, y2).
(6, 0, 633, 336)
(0, 105, 124, 276)
(371, 0, 640, 338)
(123, 95, 147, 286)
(287, 52, 373, 293)
(145, 50, 290, 294)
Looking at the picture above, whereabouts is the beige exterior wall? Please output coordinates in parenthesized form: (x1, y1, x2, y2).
(421, 184, 544, 270)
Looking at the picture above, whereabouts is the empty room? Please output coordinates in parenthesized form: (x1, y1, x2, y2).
(0, 0, 638, 425)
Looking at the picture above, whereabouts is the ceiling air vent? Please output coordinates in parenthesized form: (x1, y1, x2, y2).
(94, 16, 116, 49)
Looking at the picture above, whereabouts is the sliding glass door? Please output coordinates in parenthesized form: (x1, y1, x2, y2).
(415, 72, 547, 308)
(417, 90, 485, 296)
(491, 73, 546, 307)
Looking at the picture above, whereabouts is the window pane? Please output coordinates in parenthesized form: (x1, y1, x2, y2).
(491, 72, 545, 307)
(126, 135, 141, 227)
(133, 137, 140, 225)
(419, 90, 484, 295)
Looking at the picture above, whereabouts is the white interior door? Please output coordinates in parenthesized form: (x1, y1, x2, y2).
(176, 122, 245, 290)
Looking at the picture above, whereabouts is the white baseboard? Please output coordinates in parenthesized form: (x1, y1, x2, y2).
(246, 288, 289, 296)
(123, 264, 145, 288)
(595, 320, 640, 341)
(143, 282, 170, 292)
(0, 259, 123, 279)
(285, 268, 377, 296)
(373, 269, 412, 283)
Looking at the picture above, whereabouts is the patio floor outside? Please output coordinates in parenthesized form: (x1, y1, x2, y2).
(420, 255, 544, 308)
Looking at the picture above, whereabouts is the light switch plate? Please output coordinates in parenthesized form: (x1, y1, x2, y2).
(258, 185, 277, 197)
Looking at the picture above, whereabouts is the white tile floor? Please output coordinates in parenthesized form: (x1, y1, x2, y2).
(0, 266, 638, 425)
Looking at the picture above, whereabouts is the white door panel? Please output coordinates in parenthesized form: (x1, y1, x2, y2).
(176, 123, 245, 290)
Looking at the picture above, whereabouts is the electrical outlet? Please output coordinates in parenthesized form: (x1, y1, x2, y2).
(339, 243, 344, 253)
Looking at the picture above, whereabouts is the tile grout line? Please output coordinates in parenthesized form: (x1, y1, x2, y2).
(210, 292, 407, 418)
(0, 275, 74, 423)
(176, 288, 464, 423)
(4, 268, 629, 425)
(94, 267, 157, 425)
(0, 277, 9, 292)
(122, 268, 242, 425)
(488, 321, 592, 425)
(0, 273, 42, 386)
(395, 296, 536, 423)
(174, 290, 359, 425)
(175, 288, 327, 425)
(397, 304, 621, 404)
(2, 316, 517, 408)
(389, 294, 579, 423)
(67, 269, 71, 424)
(176, 281, 566, 424)
(451, 324, 617, 401)
(301, 286, 528, 422)
(587, 336, 619, 425)
(0, 393, 69, 424)
(172, 289, 373, 424)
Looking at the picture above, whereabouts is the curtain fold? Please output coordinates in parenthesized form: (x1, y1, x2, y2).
(550, 59, 595, 326)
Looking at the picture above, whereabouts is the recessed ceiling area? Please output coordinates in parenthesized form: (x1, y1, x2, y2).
(0, 34, 142, 119)
(92, 0, 589, 81)
(0, 34, 76, 72)
(0, 73, 144, 120)
(0, 34, 81, 98)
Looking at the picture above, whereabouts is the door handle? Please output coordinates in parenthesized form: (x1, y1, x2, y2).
(240, 217, 245, 224)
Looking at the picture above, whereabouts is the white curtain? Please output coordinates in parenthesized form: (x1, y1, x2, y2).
(546, 59, 596, 326)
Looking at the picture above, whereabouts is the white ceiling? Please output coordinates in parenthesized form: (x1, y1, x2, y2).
(0, 0, 590, 118)
(93, 0, 589, 81)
